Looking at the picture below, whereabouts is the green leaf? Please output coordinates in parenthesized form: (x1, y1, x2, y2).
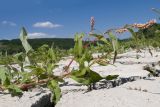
(0, 67, 7, 84)
(46, 63, 55, 75)
(89, 33, 110, 45)
(48, 80, 61, 104)
(71, 69, 103, 85)
(100, 37, 110, 46)
(19, 27, 33, 65)
(96, 60, 108, 66)
(107, 32, 119, 64)
(26, 65, 46, 78)
(84, 50, 93, 62)
(70, 67, 91, 85)
(105, 75, 119, 80)
(20, 72, 32, 83)
(108, 32, 119, 52)
(48, 48, 56, 62)
(70, 75, 90, 85)
(7, 85, 23, 96)
(0, 67, 10, 86)
(74, 33, 84, 57)
(78, 51, 92, 66)
(14, 52, 24, 62)
(19, 27, 32, 54)
(89, 70, 103, 83)
(71, 68, 88, 77)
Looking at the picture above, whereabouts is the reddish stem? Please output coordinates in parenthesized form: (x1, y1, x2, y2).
(83, 38, 98, 48)
(64, 58, 74, 72)
(64, 37, 98, 73)
(19, 79, 49, 91)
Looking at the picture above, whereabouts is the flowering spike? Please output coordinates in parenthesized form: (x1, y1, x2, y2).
(90, 16, 95, 32)
(132, 19, 156, 29)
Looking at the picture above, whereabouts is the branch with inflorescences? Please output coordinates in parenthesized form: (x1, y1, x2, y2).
(106, 19, 157, 57)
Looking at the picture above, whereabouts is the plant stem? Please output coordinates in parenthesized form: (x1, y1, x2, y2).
(64, 58, 74, 73)
(19, 78, 50, 91)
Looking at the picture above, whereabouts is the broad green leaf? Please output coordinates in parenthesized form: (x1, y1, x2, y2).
(71, 69, 103, 85)
(78, 51, 92, 66)
(107, 32, 119, 64)
(30, 67, 45, 77)
(100, 37, 110, 46)
(0, 67, 7, 84)
(14, 52, 24, 62)
(46, 63, 57, 76)
(71, 68, 88, 77)
(0, 67, 10, 86)
(96, 60, 108, 66)
(84, 51, 93, 62)
(89, 33, 110, 45)
(108, 32, 119, 52)
(7, 84, 23, 96)
(48, 48, 56, 62)
(70, 75, 90, 85)
(19, 27, 32, 54)
(70, 67, 90, 85)
(20, 72, 32, 83)
(89, 70, 103, 83)
(74, 33, 84, 57)
(19, 27, 33, 65)
(48, 80, 61, 104)
(105, 75, 119, 80)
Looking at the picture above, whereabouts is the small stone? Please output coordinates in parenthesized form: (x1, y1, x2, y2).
(106, 81, 114, 89)
(127, 87, 132, 90)
(131, 76, 141, 81)
(134, 87, 138, 90)
(142, 89, 148, 92)
(120, 78, 128, 84)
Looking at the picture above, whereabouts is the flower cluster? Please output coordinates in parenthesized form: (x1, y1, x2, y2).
(90, 16, 95, 31)
(132, 19, 156, 29)
(115, 19, 156, 34)
(115, 28, 128, 33)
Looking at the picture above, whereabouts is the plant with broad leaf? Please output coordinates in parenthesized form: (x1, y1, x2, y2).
(129, 20, 156, 57)
(89, 31, 119, 64)
(88, 16, 119, 64)
(69, 33, 118, 91)
(115, 20, 156, 58)
(0, 27, 118, 104)
(0, 27, 64, 104)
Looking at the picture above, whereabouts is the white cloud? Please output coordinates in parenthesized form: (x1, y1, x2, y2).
(2, 21, 17, 26)
(33, 21, 62, 28)
(28, 32, 56, 39)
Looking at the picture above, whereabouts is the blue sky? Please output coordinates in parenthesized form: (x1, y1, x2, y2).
(0, 0, 159, 39)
